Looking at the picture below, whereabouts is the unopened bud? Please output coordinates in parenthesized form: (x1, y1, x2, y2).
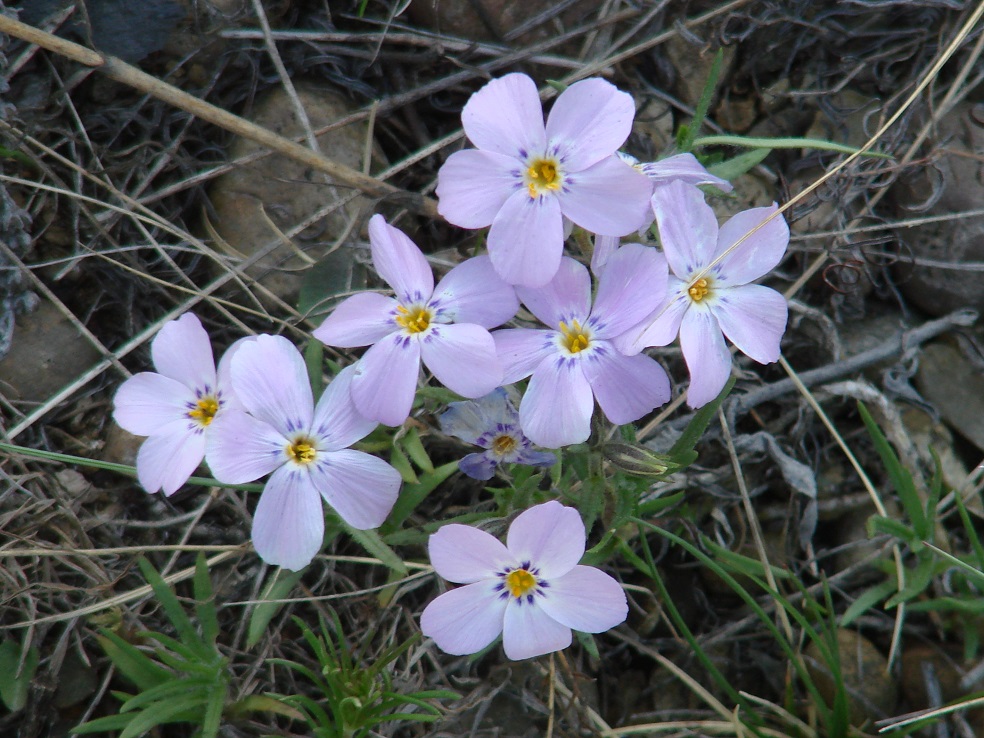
(603, 442, 677, 478)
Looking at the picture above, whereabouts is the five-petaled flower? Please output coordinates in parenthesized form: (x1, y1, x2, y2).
(436, 73, 653, 287)
(618, 180, 790, 408)
(205, 334, 402, 571)
(439, 388, 555, 480)
(313, 215, 518, 426)
(113, 313, 244, 495)
(421, 500, 627, 660)
(493, 244, 671, 448)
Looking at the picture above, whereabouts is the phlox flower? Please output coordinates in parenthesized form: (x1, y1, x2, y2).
(421, 500, 627, 660)
(618, 151, 733, 192)
(437, 73, 653, 287)
(113, 313, 243, 495)
(493, 244, 671, 448)
(313, 215, 518, 426)
(439, 388, 555, 481)
(618, 180, 789, 408)
(205, 334, 401, 571)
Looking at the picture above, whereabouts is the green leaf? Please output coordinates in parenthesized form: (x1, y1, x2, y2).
(839, 579, 897, 626)
(384, 461, 459, 531)
(201, 683, 226, 738)
(246, 568, 305, 649)
(400, 427, 434, 473)
(692, 134, 893, 158)
(866, 515, 917, 544)
(706, 147, 771, 181)
(704, 537, 794, 581)
(344, 524, 408, 576)
(297, 248, 367, 320)
(119, 691, 207, 738)
(227, 693, 306, 721)
(678, 49, 723, 153)
(118, 676, 211, 713)
(96, 631, 171, 691)
(0, 639, 39, 712)
(73, 713, 139, 734)
(193, 553, 219, 648)
(138, 557, 206, 652)
(668, 376, 735, 462)
(305, 339, 324, 401)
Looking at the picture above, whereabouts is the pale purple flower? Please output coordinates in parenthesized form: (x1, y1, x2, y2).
(618, 151, 733, 192)
(439, 388, 555, 481)
(493, 245, 671, 448)
(205, 335, 401, 571)
(618, 180, 789, 408)
(421, 501, 627, 660)
(437, 73, 653, 287)
(113, 313, 244, 496)
(313, 215, 518, 427)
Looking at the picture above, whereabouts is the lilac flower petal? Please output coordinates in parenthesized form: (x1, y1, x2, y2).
(715, 204, 789, 285)
(545, 78, 635, 172)
(679, 307, 732, 409)
(520, 357, 594, 448)
(470, 386, 520, 428)
(135, 423, 205, 495)
(584, 350, 670, 425)
(311, 448, 401, 529)
(350, 333, 421, 426)
(461, 73, 546, 158)
(251, 465, 325, 571)
(651, 180, 719, 278)
(493, 329, 555, 385)
(231, 335, 313, 436)
(713, 285, 788, 364)
(439, 401, 491, 445)
(312, 292, 399, 348)
(590, 234, 620, 277)
(512, 448, 557, 468)
(618, 282, 689, 353)
(429, 523, 512, 583)
(458, 452, 498, 481)
(507, 500, 585, 578)
(368, 215, 434, 305)
(515, 256, 591, 329)
(590, 244, 669, 339)
(113, 372, 193, 436)
(216, 336, 255, 412)
(421, 323, 502, 398)
(436, 149, 522, 229)
(205, 409, 286, 484)
(538, 565, 628, 633)
(640, 152, 733, 192)
(557, 155, 653, 236)
(488, 188, 564, 288)
(421, 582, 507, 656)
(310, 365, 378, 451)
(431, 255, 519, 328)
(502, 600, 572, 660)
(150, 313, 216, 392)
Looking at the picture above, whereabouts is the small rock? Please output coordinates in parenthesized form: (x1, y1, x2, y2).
(662, 36, 735, 109)
(406, 0, 596, 46)
(901, 643, 984, 731)
(915, 342, 984, 453)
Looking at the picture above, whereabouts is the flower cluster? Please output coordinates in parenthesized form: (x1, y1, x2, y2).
(115, 71, 790, 662)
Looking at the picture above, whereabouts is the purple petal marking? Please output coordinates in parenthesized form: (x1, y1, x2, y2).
(312, 292, 399, 349)
(421, 323, 502, 398)
(251, 465, 325, 571)
(113, 372, 194, 436)
(584, 349, 670, 425)
(436, 149, 522, 229)
(135, 423, 205, 496)
(506, 500, 585, 579)
(350, 333, 422, 426)
(421, 581, 507, 656)
(651, 180, 719, 278)
(431, 255, 519, 328)
(679, 307, 732, 409)
(493, 328, 555, 385)
(310, 364, 378, 451)
(715, 204, 790, 285)
(502, 599, 571, 660)
(590, 243, 669, 339)
(429, 523, 512, 583)
(515, 255, 591, 329)
(309, 448, 401, 530)
(513, 447, 557, 468)
(205, 409, 286, 484)
(520, 356, 594, 448)
(487, 188, 564, 288)
(640, 152, 733, 192)
(150, 313, 216, 394)
(458, 452, 499, 480)
(556, 155, 653, 236)
(461, 73, 546, 158)
(713, 284, 788, 364)
(537, 565, 628, 633)
(368, 215, 434, 305)
(545, 78, 635, 172)
(230, 335, 313, 436)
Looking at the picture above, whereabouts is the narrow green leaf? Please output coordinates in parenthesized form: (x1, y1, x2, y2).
(400, 427, 434, 473)
(201, 684, 226, 738)
(704, 537, 794, 581)
(118, 677, 211, 714)
(678, 49, 723, 153)
(246, 568, 305, 649)
(96, 632, 171, 691)
(344, 524, 408, 576)
(73, 713, 139, 734)
(839, 579, 897, 626)
(304, 339, 324, 401)
(668, 376, 735, 461)
(193, 553, 220, 648)
(119, 691, 206, 738)
(137, 557, 201, 651)
(228, 693, 306, 720)
(693, 134, 892, 158)
(0, 639, 39, 712)
(706, 147, 771, 181)
(384, 461, 459, 531)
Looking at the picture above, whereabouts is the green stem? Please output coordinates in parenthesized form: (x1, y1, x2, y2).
(692, 134, 893, 158)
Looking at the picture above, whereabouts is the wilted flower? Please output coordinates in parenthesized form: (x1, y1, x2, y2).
(113, 313, 243, 495)
(205, 335, 401, 571)
(313, 215, 518, 426)
(421, 500, 627, 660)
(439, 388, 555, 480)
(437, 73, 652, 287)
(618, 180, 789, 408)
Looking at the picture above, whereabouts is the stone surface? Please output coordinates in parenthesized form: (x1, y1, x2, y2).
(916, 341, 984, 453)
(406, 0, 596, 46)
(207, 82, 379, 305)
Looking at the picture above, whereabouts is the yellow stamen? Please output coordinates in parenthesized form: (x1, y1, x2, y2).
(187, 397, 219, 426)
(558, 320, 591, 354)
(491, 434, 517, 456)
(395, 305, 432, 334)
(525, 158, 562, 198)
(506, 569, 537, 598)
(286, 438, 317, 465)
(688, 278, 710, 302)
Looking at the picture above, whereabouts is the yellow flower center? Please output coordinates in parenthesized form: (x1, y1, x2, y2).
(526, 157, 562, 198)
(187, 396, 219, 427)
(491, 434, 518, 456)
(286, 436, 318, 465)
(688, 277, 710, 302)
(506, 569, 537, 598)
(395, 305, 432, 334)
(559, 319, 591, 354)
